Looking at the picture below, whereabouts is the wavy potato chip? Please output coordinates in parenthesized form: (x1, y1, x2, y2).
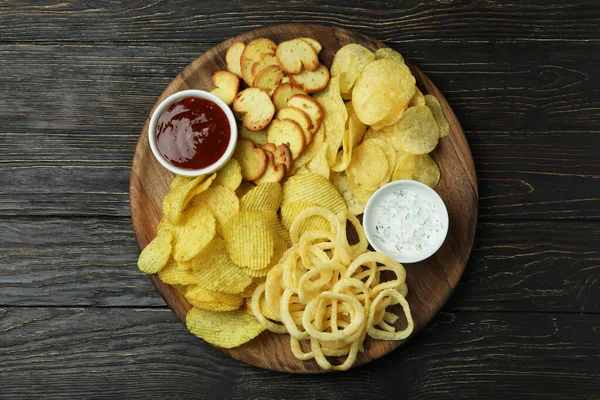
(352, 59, 416, 126)
(263, 210, 292, 246)
(374, 47, 405, 64)
(280, 201, 330, 237)
(398, 105, 439, 154)
(162, 174, 215, 224)
(392, 152, 441, 188)
(173, 205, 216, 262)
(184, 285, 244, 311)
(240, 182, 282, 212)
(213, 158, 243, 191)
(424, 94, 450, 138)
(191, 238, 252, 294)
(346, 140, 389, 189)
(330, 171, 365, 215)
(306, 143, 330, 180)
(282, 172, 347, 214)
(186, 307, 265, 348)
(137, 230, 173, 274)
(158, 258, 195, 286)
(224, 210, 274, 270)
(193, 185, 239, 235)
(331, 44, 375, 96)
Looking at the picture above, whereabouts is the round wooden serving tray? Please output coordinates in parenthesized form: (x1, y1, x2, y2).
(130, 24, 478, 373)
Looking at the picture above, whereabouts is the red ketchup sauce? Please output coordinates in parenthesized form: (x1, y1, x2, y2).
(156, 97, 231, 169)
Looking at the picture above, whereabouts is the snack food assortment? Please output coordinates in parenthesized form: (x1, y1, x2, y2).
(138, 36, 450, 371)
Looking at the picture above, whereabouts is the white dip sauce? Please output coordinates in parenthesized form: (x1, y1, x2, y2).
(371, 189, 444, 258)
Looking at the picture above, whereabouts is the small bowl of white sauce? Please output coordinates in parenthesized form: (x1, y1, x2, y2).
(363, 180, 449, 264)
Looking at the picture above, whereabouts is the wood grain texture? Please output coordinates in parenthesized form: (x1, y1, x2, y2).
(1, 218, 598, 313)
(0, 0, 598, 43)
(1, 43, 599, 218)
(1, 307, 599, 399)
(129, 24, 477, 372)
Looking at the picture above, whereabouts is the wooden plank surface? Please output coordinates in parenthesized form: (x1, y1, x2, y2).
(1, 218, 597, 313)
(1, 307, 598, 399)
(0, 0, 597, 43)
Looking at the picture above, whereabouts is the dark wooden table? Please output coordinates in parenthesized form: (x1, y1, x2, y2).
(1, 1, 599, 399)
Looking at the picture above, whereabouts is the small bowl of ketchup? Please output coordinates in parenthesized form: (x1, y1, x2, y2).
(148, 90, 237, 176)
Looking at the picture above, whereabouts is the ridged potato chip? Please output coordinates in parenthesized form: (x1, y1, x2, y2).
(346, 140, 389, 189)
(158, 258, 195, 286)
(191, 238, 252, 294)
(280, 200, 331, 239)
(193, 185, 239, 235)
(213, 158, 243, 191)
(235, 182, 255, 198)
(392, 152, 440, 188)
(186, 307, 265, 348)
(331, 44, 375, 97)
(240, 182, 282, 212)
(282, 172, 347, 214)
(263, 210, 292, 246)
(352, 59, 416, 126)
(242, 277, 265, 298)
(330, 172, 365, 216)
(184, 285, 244, 311)
(162, 173, 215, 224)
(281, 200, 318, 230)
(137, 230, 173, 274)
(398, 105, 439, 154)
(224, 210, 274, 270)
(173, 205, 216, 262)
(424, 94, 450, 138)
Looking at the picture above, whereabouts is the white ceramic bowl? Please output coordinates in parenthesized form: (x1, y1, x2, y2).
(148, 89, 238, 177)
(363, 180, 449, 263)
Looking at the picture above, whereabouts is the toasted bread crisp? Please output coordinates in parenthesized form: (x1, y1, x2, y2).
(287, 94, 324, 135)
(299, 37, 322, 54)
(253, 65, 284, 95)
(277, 106, 312, 145)
(253, 150, 287, 184)
(210, 71, 240, 106)
(266, 119, 306, 160)
(273, 143, 293, 172)
(276, 39, 319, 75)
(226, 42, 245, 78)
(233, 138, 269, 181)
(289, 64, 330, 93)
(272, 83, 306, 112)
(233, 88, 275, 132)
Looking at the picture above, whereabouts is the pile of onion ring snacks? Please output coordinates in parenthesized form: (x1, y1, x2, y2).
(251, 206, 414, 371)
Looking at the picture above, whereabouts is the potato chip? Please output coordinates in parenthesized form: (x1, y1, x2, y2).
(424, 94, 450, 138)
(186, 307, 265, 348)
(346, 170, 376, 204)
(346, 140, 389, 189)
(187, 173, 218, 201)
(306, 143, 330, 180)
(409, 87, 425, 107)
(331, 44, 375, 96)
(162, 174, 214, 224)
(280, 200, 319, 230)
(284, 203, 332, 240)
(291, 124, 324, 172)
(137, 230, 173, 274)
(330, 172, 365, 215)
(345, 102, 367, 147)
(315, 75, 347, 122)
(317, 96, 346, 167)
(374, 47, 405, 64)
(263, 210, 292, 246)
(224, 210, 274, 270)
(184, 285, 244, 310)
(364, 138, 396, 183)
(282, 172, 347, 214)
(158, 258, 196, 286)
(193, 185, 239, 235)
(398, 105, 439, 154)
(191, 238, 252, 294)
(173, 205, 216, 262)
(240, 182, 282, 212)
(392, 152, 440, 188)
(170, 175, 194, 190)
(363, 124, 403, 152)
(242, 277, 265, 298)
(213, 158, 243, 190)
(235, 181, 255, 198)
(352, 59, 416, 126)
(331, 110, 367, 172)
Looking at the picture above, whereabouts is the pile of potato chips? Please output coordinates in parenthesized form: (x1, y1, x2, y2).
(138, 38, 450, 371)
